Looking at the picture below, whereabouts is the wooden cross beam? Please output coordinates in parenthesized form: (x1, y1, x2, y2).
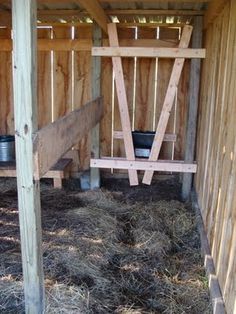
(108, 23, 139, 186)
(142, 25, 193, 185)
(76, 0, 109, 34)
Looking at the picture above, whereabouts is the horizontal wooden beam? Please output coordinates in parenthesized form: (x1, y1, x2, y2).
(91, 157, 197, 173)
(0, 38, 178, 52)
(33, 97, 103, 180)
(99, 0, 209, 2)
(92, 47, 206, 58)
(113, 131, 177, 142)
(106, 9, 205, 16)
(0, 0, 211, 7)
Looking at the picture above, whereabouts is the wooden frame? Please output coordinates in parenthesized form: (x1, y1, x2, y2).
(90, 24, 203, 185)
(91, 157, 197, 173)
(33, 97, 103, 180)
(92, 47, 206, 58)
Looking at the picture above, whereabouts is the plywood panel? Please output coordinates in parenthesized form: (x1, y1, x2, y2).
(37, 27, 52, 128)
(195, 1, 236, 313)
(0, 28, 13, 134)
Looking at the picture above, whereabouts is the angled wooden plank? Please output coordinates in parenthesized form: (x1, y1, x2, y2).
(90, 157, 197, 173)
(76, 0, 109, 34)
(92, 47, 205, 58)
(33, 97, 103, 180)
(108, 23, 138, 186)
(142, 25, 193, 185)
(182, 17, 203, 201)
(12, 0, 45, 312)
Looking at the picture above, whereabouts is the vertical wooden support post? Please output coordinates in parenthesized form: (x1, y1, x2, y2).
(182, 17, 203, 201)
(90, 23, 102, 189)
(12, 1, 45, 313)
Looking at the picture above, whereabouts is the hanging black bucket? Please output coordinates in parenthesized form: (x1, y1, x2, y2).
(132, 131, 155, 158)
(0, 135, 15, 162)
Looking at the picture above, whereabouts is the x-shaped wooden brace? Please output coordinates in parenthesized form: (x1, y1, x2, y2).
(142, 25, 193, 185)
(108, 23, 192, 186)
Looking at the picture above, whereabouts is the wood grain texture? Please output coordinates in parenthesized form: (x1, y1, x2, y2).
(182, 17, 203, 201)
(74, 26, 92, 171)
(142, 25, 193, 185)
(195, 1, 236, 313)
(113, 27, 135, 160)
(37, 28, 52, 128)
(53, 26, 72, 120)
(0, 28, 13, 134)
(91, 157, 197, 173)
(90, 23, 102, 188)
(109, 24, 138, 185)
(33, 97, 103, 179)
(135, 27, 156, 133)
(12, 0, 45, 312)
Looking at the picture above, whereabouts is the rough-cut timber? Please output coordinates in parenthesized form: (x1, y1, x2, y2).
(33, 97, 103, 180)
(195, 1, 236, 313)
(108, 23, 138, 185)
(12, 0, 45, 312)
(90, 23, 102, 189)
(91, 157, 197, 173)
(92, 47, 205, 58)
(182, 16, 203, 201)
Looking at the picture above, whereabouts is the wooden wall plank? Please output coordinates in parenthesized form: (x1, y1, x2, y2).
(135, 27, 156, 132)
(74, 25, 92, 171)
(195, 1, 236, 313)
(53, 26, 72, 120)
(37, 27, 52, 128)
(0, 28, 13, 134)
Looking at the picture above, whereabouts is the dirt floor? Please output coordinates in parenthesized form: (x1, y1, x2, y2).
(0, 176, 212, 313)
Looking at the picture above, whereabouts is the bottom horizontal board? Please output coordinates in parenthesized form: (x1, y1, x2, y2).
(90, 158, 197, 173)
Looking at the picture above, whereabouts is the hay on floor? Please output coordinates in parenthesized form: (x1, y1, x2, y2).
(0, 179, 212, 313)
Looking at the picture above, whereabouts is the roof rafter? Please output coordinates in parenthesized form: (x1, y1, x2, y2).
(75, 0, 109, 33)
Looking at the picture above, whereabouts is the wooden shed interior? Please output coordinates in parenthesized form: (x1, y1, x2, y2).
(0, 0, 235, 313)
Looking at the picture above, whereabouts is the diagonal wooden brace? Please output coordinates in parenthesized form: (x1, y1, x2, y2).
(108, 23, 139, 186)
(142, 25, 193, 185)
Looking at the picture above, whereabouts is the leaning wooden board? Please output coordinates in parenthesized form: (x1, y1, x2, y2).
(108, 23, 138, 186)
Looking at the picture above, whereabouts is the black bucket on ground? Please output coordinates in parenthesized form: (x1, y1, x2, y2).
(0, 135, 15, 162)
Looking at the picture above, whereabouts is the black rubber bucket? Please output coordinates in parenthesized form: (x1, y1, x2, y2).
(0, 135, 15, 162)
(132, 131, 155, 158)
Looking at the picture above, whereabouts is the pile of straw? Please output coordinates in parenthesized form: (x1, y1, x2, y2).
(0, 179, 211, 313)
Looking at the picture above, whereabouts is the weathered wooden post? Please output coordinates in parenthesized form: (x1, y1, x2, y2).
(12, 0, 45, 312)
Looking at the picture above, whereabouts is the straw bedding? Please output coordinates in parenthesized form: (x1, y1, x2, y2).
(0, 177, 212, 313)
